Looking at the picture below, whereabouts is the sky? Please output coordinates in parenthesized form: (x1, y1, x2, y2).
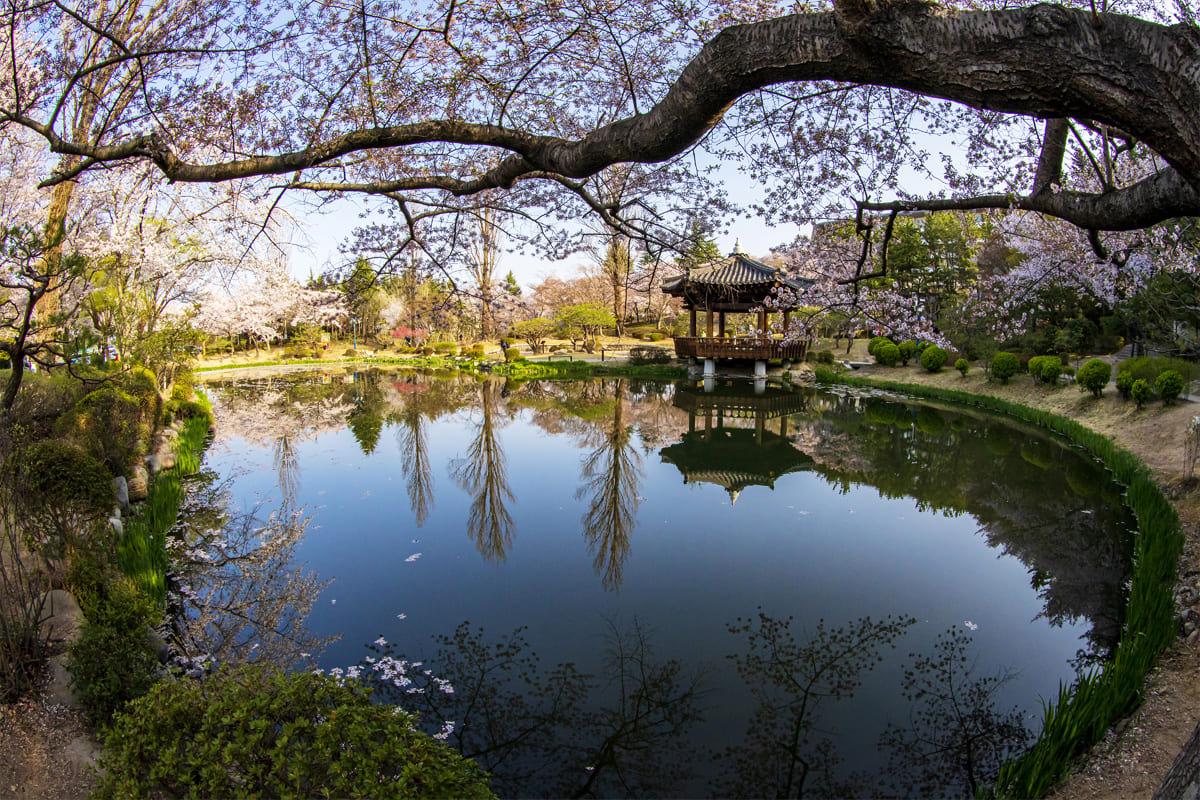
(284, 162, 804, 293)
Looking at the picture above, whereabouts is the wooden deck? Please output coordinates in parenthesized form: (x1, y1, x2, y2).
(672, 336, 808, 361)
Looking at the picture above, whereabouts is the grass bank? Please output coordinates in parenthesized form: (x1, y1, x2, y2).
(815, 368, 1184, 798)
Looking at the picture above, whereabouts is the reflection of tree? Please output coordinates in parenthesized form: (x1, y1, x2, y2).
(717, 609, 917, 799)
(272, 431, 300, 509)
(794, 392, 1132, 658)
(346, 370, 385, 455)
(570, 618, 706, 798)
(169, 476, 331, 670)
(394, 406, 434, 526)
(879, 626, 1032, 797)
(450, 380, 515, 562)
(361, 618, 704, 799)
(577, 379, 642, 591)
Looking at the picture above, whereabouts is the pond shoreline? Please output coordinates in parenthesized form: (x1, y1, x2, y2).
(823, 362, 1200, 800)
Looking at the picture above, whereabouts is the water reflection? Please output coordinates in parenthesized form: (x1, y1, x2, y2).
(200, 368, 1140, 798)
(716, 610, 919, 798)
(204, 370, 1133, 655)
(577, 380, 642, 590)
(662, 382, 813, 504)
(450, 379, 517, 561)
(362, 618, 706, 798)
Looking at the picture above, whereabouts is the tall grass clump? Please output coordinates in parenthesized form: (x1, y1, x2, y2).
(114, 402, 212, 609)
(814, 368, 1184, 798)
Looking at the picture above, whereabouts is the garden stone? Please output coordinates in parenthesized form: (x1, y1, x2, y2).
(109, 516, 123, 536)
(128, 465, 150, 501)
(112, 475, 129, 510)
(28, 589, 85, 645)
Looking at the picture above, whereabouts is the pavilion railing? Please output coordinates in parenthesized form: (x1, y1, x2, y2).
(672, 336, 808, 361)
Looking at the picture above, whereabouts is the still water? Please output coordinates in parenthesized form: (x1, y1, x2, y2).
(195, 367, 1134, 798)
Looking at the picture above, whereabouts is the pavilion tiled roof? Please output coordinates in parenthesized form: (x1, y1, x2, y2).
(661, 251, 812, 295)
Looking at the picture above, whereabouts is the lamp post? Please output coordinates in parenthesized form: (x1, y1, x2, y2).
(352, 318, 358, 351)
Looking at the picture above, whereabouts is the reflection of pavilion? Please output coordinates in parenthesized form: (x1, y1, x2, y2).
(660, 381, 813, 504)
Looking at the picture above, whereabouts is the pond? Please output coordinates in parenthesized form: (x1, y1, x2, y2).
(192, 367, 1135, 798)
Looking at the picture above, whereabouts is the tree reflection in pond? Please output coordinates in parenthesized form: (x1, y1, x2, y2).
(577, 379, 642, 591)
(361, 618, 705, 798)
(715, 610, 918, 799)
(170, 475, 332, 670)
(879, 626, 1032, 797)
(450, 379, 516, 562)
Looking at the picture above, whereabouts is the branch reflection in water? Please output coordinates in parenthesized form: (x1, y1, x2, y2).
(360, 617, 706, 798)
(168, 474, 333, 672)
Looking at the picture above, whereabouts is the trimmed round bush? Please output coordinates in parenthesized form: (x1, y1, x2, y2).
(897, 340, 917, 365)
(990, 351, 1020, 384)
(1115, 370, 1134, 400)
(955, 358, 969, 377)
(1027, 355, 1046, 380)
(1040, 355, 1063, 385)
(1156, 369, 1185, 405)
(647, 332, 665, 342)
(504, 347, 522, 362)
(817, 350, 836, 364)
(1131, 378, 1152, 408)
(92, 667, 493, 799)
(919, 345, 948, 373)
(868, 336, 893, 358)
(876, 342, 901, 367)
(1076, 359, 1112, 398)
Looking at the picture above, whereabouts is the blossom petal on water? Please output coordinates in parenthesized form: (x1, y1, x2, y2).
(404, 553, 422, 562)
(964, 620, 979, 631)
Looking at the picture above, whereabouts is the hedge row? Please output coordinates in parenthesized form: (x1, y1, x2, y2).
(814, 368, 1183, 799)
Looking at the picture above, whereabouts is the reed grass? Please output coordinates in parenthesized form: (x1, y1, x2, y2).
(114, 409, 213, 609)
(814, 369, 1183, 798)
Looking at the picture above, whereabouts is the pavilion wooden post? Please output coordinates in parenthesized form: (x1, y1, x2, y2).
(706, 309, 714, 338)
(758, 308, 768, 341)
(689, 308, 697, 337)
(718, 312, 726, 338)
(783, 309, 791, 332)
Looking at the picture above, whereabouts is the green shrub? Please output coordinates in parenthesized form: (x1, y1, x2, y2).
(817, 350, 836, 364)
(1156, 370, 1185, 405)
(1117, 355, 1200, 386)
(67, 579, 162, 728)
(94, 667, 493, 799)
(164, 398, 213, 426)
(432, 342, 458, 354)
(897, 340, 917, 365)
(990, 352, 1020, 384)
(919, 345, 948, 373)
(876, 342, 901, 367)
(504, 347, 523, 362)
(1115, 370, 1134, 400)
(1076, 359, 1112, 398)
(1, 440, 113, 559)
(1131, 378, 1151, 408)
(56, 387, 150, 473)
(1027, 355, 1046, 380)
(1040, 355, 1063, 386)
(867, 336, 893, 358)
(955, 358, 969, 377)
(646, 332, 665, 342)
(501, 337, 516, 347)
